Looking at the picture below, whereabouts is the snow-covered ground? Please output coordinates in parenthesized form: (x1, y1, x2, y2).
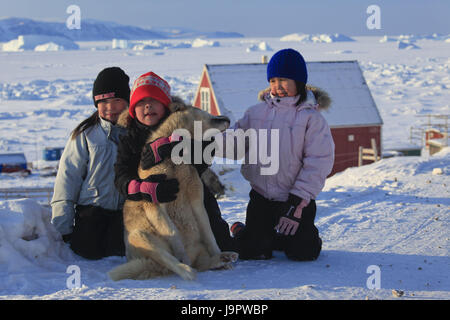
(0, 35, 449, 300)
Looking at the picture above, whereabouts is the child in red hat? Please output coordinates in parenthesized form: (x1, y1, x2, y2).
(129, 71, 172, 125)
(114, 71, 236, 251)
(115, 71, 178, 204)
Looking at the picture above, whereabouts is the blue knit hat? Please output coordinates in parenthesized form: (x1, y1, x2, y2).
(267, 48, 308, 84)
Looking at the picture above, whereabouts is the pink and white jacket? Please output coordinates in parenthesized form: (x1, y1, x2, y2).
(218, 86, 335, 202)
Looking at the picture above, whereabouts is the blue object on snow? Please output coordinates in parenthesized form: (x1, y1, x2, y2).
(43, 147, 65, 161)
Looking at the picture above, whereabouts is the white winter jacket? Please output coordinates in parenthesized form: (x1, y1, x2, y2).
(51, 117, 126, 235)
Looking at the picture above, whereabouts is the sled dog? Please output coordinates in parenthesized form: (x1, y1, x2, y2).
(109, 97, 238, 281)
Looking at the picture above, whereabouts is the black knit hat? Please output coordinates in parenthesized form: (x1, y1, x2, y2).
(92, 67, 130, 107)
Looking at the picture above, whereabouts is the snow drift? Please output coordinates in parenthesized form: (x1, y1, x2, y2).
(0, 78, 91, 101)
(0, 199, 72, 272)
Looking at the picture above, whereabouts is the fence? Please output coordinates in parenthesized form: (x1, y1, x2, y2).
(410, 114, 449, 147)
(0, 187, 54, 205)
(358, 138, 380, 166)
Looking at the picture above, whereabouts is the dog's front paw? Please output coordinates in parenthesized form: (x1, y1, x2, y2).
(177, 263, 197, 281)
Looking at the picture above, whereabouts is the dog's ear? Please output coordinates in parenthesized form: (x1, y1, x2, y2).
(168, 96, 188, 113)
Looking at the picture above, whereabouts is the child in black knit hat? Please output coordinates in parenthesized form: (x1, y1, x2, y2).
(51, 67, 131, 259)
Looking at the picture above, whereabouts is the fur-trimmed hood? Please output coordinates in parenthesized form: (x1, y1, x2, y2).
(257, 85, 331, 111)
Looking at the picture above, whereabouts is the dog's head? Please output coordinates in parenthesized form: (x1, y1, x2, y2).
(162, 98, 230, 138)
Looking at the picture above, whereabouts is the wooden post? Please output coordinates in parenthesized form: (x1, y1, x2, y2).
(371, 138, 378, 161)
(358, 138, 379, 166)
(358, 146, 363, 166)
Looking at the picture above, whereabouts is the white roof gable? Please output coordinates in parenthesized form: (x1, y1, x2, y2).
(205, 61, 383, 128)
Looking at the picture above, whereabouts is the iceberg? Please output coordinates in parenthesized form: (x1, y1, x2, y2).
(2, 35, 79, 52)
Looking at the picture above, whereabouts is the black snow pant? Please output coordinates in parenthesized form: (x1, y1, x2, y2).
(202, 183, 236, 252)
(236, 189, 322, 261)
(70, 205, 125, 260)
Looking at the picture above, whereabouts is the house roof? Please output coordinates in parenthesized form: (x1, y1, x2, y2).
(204, 61, 383, 128)
(0, 153, 26, 164)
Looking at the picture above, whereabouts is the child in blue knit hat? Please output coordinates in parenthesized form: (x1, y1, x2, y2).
(223, 48, 335, 261)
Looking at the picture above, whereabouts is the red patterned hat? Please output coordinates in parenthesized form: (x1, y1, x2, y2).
(129, 72, 171, 118)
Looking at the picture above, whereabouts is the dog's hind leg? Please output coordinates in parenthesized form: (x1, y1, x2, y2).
(192, 246, 213, 272)
(108, 258, 171, 281)
(127, 229, 196, 281)
(144, 204, 191, 265)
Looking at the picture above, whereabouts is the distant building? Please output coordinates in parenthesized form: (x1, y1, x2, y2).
(193, 61, 383, 175)
(0, 153, 28, 174)
(426, 128, 448, 155)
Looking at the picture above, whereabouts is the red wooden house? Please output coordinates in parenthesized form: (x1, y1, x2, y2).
(193, 61, 383, 175)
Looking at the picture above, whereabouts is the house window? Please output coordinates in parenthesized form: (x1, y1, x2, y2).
(348, 134, 355, 142)
(200, 87, 211, 113)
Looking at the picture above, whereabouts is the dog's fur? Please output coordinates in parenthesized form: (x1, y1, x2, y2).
(108, 97, 238, 281)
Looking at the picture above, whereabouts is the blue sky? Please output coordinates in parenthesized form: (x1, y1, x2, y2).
(1, 0, 449, 36)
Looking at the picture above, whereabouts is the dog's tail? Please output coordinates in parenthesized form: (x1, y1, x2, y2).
(108, 259, 148, 281)
(109, 256, 198, 281)
(108, 258, 171, 281)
